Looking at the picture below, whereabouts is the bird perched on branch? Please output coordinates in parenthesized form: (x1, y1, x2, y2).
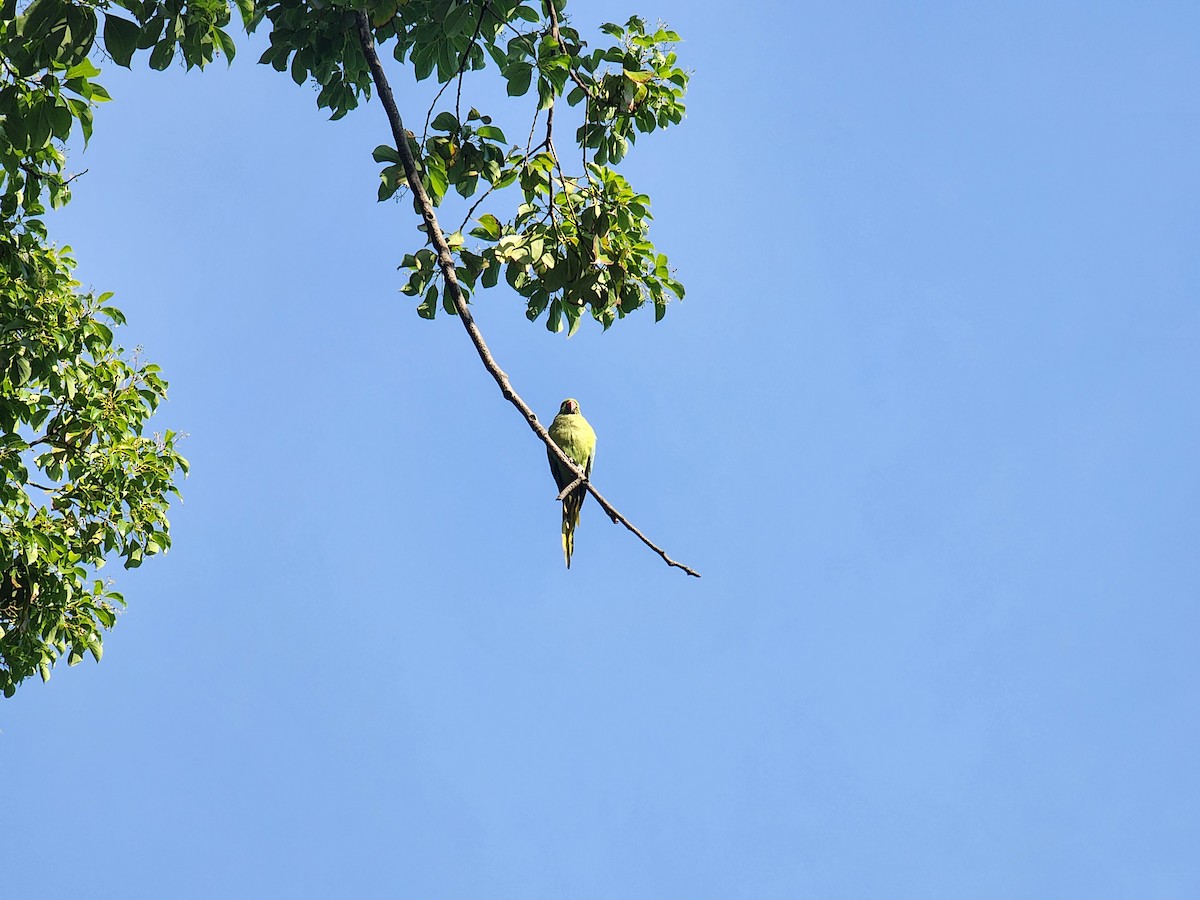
(547, 398, 597, 569)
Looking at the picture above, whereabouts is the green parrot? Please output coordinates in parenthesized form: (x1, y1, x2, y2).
(547, 398, 597, 569)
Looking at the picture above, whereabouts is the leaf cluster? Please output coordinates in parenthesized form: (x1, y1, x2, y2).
(256, 0, 370, 119)
(370, 5, 690, 332)
(1, 0, 187, 695)
(102, 0, 245, 71)
(572, 17, 687, 166)
(1, 0, 248, 227)
(462, 160, 684, 333)
(0, 239, 186, 695)
(1, 2, 111, 222)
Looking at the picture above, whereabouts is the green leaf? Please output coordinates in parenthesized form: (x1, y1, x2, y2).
(475, 124, 506, 142)
(423, 154, 448, 204)
(411, 42, 435, 81)
(232, 0, 256, 29)
(481, 259, 500, 288)
(29, 106, 52, 149)
(505, 63, 533, 96)
(214, 27, 236, 63)
(47, 103, 72, 141)
(546, 298, 564, 332)
(536, 76, 555, 110)
(65, 59, 101, 79)
(75, 102, 93, 144)
(135, 14, 163, 49)
(372, 144, 402, 164)
(430, 111, 459, 132)
(454, 172, 479, 198)
(290, 51, 307, 85)
(442, 2, 475, 37)
(12, 357, 32, 387)
(469, 213, 501, 241)
(417, 284, 438, 319)
(148, 39, 174, 71)
(564, 301, 582, 337)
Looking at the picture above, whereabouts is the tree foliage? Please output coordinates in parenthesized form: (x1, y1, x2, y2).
(0, 0, 689, 692)
(358, 2, 690, 333)
(0, 243, 185, 695)
(1, 0, 187, 695)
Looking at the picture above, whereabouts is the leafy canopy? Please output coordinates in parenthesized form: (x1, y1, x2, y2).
(0, 242, 185, 695)
(0, 0, 687, 692)
(1, 0, 188, 695)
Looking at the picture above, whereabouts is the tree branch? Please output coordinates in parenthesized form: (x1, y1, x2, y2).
(353, 13, 699, 578)
(556, 475, 583, 502)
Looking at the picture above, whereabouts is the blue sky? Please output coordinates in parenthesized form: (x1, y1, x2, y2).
(5, 2, 1200, 897)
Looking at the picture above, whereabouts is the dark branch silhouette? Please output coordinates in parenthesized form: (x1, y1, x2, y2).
(353, 13, 700, 578)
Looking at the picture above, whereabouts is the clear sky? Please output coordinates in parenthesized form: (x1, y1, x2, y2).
(4, 2, 1200, 897)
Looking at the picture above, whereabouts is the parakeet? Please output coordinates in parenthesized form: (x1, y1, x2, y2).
(547, 398, 597, 569)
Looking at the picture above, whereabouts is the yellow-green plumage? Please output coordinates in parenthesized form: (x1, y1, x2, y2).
(547, 398, 597, 569)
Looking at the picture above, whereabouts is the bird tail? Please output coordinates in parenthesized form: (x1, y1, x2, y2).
(561, 489, 584, 569)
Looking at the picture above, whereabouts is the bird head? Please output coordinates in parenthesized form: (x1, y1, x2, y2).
(559, 398, 580, 415)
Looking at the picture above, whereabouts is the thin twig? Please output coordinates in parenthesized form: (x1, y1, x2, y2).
(555, 475, 583, 502)
(354, 12, 699, 578)
(455, 1, 489, 123)
(536, 86, 575, 240)
(544, 104, 558, 230)
(545, 132, 581, 232)
(18, 162, 88, 188)
(582, 94, 589, 172)
(457, 182, 499, 234)
(524, 107, 541, 159)
(584, 480, 696, 576)
(543, 0, 595, 100)
(423, 1, 488, 143)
